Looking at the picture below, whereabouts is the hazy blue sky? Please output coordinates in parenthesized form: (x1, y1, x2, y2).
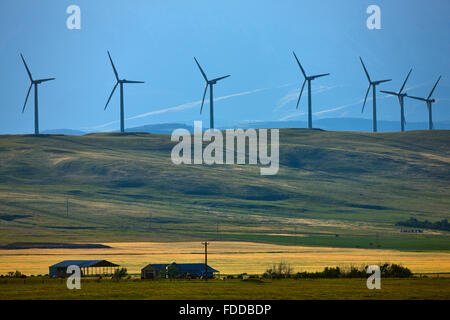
(0, 0, 449, 133)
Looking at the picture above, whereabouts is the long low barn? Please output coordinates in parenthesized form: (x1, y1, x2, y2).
(49, 260, 120, 278)
(141, 263, 219, 279)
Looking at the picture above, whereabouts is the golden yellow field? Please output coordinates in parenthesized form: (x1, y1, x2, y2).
(1, 241, 450, 275)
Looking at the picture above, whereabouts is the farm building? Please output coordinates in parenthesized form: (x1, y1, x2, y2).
(49, 260, 120, 278)
(141, 263, 219, 279)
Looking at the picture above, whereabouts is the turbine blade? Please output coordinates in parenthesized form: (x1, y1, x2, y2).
(399, 69, 412, 94)
(293, 51, 307, 78)
(22, 83, 33, 113)
(211, 75, 230, 82)
(200, 84, 208, 114)
(107, 51, 119, 81)
(312, 73, 330, 79)
(20, 53, 33, 81)
(362, 84, 371, 113)
(296, 80, 306, 109)
(194, 57, 208, 82)
(37, 78, 56, 83)
(380, 90, 398, 96)
(427, 75, 441, 100)
(123, 80, 145, 84)
(377, 79, 392, 84)
(104, 81, 118, 110)
(407, 95, 427, 102)
(359, 57, 371, 83)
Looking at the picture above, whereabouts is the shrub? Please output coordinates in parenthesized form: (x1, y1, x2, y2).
(5, 271, 24, 278)
(263, 262, 293, 279)
(112, 268, 128, 280)
(380, 263, 412, 278)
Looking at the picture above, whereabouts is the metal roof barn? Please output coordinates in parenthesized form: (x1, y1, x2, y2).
(49, 260, 119, 278)
(141, 263, 219, 279)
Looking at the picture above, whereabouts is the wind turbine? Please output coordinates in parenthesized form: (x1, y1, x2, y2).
(380, 69, 412, 132)
(407, 76, 441, 130)
(20, 53, 55, 135)
(292, 51, 330, 129)
(104, 51, 144, 133)
(194, 57, 230, 130)
(360, 57, 391, 132)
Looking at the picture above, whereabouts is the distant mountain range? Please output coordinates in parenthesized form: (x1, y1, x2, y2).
(41, 129, 86, 135)
(126, 123, 195, 134)
(41, 118, 450, 135)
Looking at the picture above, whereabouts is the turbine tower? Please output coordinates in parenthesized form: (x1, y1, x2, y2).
(194, 57, 230, 130)
(360, 57, 391, 132)
(293, 52, 330, 129)
(104, 51, 144, 133)
(407, 76, 441, 130)
(20, 53, 55, 135)
(380, 69, 412, 132)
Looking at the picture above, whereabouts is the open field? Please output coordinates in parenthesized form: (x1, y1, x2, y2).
(1, 241, 450, 275)
(0, 130, 449, 251)
(0, 278, 449, 300)
(0, 130, 448, 300)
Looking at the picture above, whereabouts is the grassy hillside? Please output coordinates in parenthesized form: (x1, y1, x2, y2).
(0, 129, 449, 250)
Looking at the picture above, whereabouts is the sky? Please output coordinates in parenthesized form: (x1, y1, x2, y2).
(0, 0, 449, 133)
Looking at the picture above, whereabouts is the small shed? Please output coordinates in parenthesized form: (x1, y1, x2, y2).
(141, 264, 165, 279)
(49, 260, 119, 278)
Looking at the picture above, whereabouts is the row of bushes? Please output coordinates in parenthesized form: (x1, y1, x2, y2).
(0, 271, 27, 278)
(2, 265, 413, 280)
(396, 218, 450, 231)
(262, 263, 412, 279)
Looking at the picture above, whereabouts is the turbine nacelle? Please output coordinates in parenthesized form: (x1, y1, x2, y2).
(292, 51, 330, 111)
(208, 75, 230, 85)
(379, 69, 413, 132)
(406, 76, 441, 131)
(380, 68, 412, 102)
(194, 57, 230, 116)
(372, 79, 392, 85)
(308, 73, 330, 81)
(359, 57, 391, 114)
(407, 76, 441, 104)
(119, 79, 145, 84)
(380, 90, 407, 97)
(104, 51, 145, 112)
(34, 78, 56, 84)
(20, 53, 55, 117)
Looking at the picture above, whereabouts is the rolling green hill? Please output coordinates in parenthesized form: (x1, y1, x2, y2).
(0, 129, 449, 250)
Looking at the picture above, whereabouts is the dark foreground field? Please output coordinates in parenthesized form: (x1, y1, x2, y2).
(1, 278, 449, 300)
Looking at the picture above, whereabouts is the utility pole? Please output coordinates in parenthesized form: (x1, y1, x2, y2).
(202, 241, 209, 281)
